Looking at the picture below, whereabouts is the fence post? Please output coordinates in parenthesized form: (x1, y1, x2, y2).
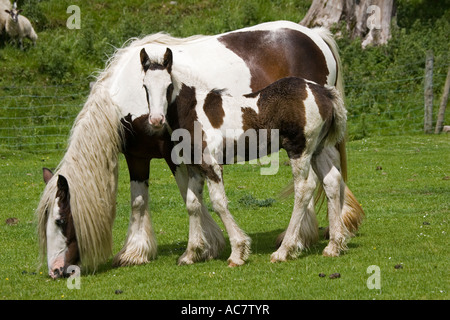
(424, 50, 433, 134)
(435, 66, 450, 134)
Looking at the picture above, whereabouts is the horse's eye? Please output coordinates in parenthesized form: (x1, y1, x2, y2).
(55, 218, 65, 227)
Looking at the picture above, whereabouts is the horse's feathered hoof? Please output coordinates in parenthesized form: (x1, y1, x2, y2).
(227, 259, 245, 267)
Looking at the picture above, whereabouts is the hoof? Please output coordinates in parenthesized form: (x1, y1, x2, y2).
(322, 247, 340, 257)
(227, 258, 245, 267)
(270, 251, 288, 263)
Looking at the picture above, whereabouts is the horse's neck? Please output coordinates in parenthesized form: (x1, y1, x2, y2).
(171, 66, 209, 97)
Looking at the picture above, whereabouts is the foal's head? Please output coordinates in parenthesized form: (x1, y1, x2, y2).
(42, 168, 79, 279)
(140, 47, 174, 130)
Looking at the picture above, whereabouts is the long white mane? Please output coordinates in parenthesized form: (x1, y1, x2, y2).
(37, 84, 123, 270)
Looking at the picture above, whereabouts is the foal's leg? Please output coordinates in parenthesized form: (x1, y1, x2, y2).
(276, 171, 319, 249)
(271, 155, 317, 262)
(175, 165, 225, 265)
(206, 164, 251, 267)
(312, 149, 349, 257)
(113, 156, 157, 266)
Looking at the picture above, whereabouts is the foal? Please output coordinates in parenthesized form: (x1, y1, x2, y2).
(140, 48, 349, 265)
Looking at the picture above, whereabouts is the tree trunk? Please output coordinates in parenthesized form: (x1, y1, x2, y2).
(300, 0, 396, 48)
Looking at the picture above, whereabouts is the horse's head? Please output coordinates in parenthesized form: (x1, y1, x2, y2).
(41, 168, 79, 279)
(140, 47, 173, 130)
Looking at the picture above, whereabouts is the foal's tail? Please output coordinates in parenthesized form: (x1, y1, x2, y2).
(324, 85, 346, 147)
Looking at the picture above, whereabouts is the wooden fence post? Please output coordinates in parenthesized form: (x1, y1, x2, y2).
(435, 66, 450, 134)
(424, 50, 433, 134)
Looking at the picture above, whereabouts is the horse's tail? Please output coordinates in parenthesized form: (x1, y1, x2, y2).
(317, 29, 365, 235)
(314, 27, 344, 100)
(314, 27, 347, 181)
(325, 85, 365, 236)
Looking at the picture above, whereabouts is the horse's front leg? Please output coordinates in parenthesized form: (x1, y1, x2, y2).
(271, 155, 317, 262)
(113, 155, 157, 267)
(206, 164, 251, 267)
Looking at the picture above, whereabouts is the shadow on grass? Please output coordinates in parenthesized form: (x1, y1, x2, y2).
(91, 228, 362, 275)
(158, 227, 361, 261)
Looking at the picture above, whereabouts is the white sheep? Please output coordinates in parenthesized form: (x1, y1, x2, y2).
(4, 4, 37, 49)
(0, 0, 11, 35)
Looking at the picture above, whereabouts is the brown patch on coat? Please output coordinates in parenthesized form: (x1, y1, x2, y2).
(308, 82, 335, 120)
(167, 84, 221, 182)
(120, 113, 176, 177)
(241, 77, 309, 159)
(219, 29, 329, 91)
(55, 175, 79, 268)
(309, 82, 336, 144)
(203, 89, 225, 129)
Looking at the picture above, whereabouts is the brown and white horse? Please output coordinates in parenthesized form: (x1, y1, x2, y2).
(140, 48, 350, 265)
(36, 21, 364, 277)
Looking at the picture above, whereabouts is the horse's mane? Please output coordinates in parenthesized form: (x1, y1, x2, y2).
(97, 32, 212, 83)
(36, 82, 123, 271)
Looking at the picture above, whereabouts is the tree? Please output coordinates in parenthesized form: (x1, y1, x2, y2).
(300, 0, 396, 48)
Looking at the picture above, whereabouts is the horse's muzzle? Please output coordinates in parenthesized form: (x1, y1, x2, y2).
(50, 266, 65, 279)
(149, 114, 166, 128)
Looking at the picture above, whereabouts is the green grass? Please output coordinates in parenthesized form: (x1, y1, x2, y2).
(0, 134, 448, 300)
(0, 0, 449, 301)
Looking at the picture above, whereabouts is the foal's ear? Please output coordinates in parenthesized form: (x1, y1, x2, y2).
(163, 48, 173, 73)
(5, 9, 10, 14)
(140, 48, 150, 72)
(57, 175, 69, 194)
(43, 167, 54, 184)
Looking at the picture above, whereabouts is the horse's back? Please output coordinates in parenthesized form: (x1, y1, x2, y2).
(217, 21, 338, 91)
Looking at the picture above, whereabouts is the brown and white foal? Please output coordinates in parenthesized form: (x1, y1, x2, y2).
(140, 48, 349, 265)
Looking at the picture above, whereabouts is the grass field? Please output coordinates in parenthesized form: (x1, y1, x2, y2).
(0, 134, 448, 300)
(0, 0, 449, 303)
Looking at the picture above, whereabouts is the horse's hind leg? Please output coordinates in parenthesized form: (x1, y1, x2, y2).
(177, 165, 225, 265)
(271, 155, 317, 262)
(113, 156, 157, 267)
(312, 149, 349, 257)
(206, 164, 251, 267)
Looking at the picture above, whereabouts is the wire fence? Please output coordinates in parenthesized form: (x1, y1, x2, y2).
(0, 57, 449, 153)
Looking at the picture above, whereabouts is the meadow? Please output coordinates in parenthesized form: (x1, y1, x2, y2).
(0, 0, 449, 301)
(0, 134, 448, 300)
